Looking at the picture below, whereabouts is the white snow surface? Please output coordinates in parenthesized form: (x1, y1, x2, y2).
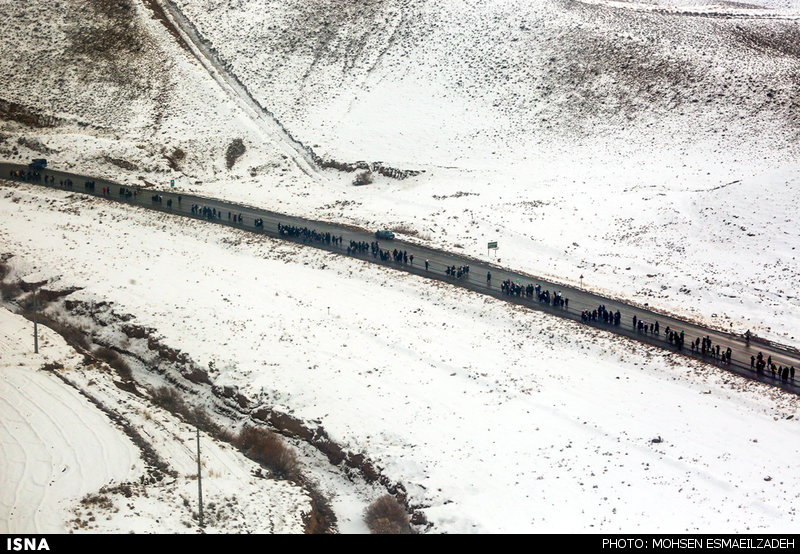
(1, 181, 799, 532)
(0, 305, 311, 533)
(161, 0, 800, 346)
(3, 0, 799, 348)
(3, 0, 800, 533)
(581, 0, 800, 13)
(0, 308, 140, 533)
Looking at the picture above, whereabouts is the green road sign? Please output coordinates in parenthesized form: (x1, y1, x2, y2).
(488, 241, 498, 249)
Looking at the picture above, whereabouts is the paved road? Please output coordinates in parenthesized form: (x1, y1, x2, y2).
(3, 162, 799, 396)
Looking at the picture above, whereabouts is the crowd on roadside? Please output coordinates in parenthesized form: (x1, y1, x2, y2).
(7, 168, 799, 386)
(500, 279, 568, 309)
(752, 352, 795, 382)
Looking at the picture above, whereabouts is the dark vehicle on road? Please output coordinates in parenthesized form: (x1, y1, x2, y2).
(28, 158, 47, 170)
(375, 230, 395, 240)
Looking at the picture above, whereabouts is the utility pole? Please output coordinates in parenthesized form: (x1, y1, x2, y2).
(196, 426, 204, 529)
(33, 288, 38, 354)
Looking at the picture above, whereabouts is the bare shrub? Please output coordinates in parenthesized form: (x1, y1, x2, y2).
(150, 386, 185, 414)
(93, 346, 119, 364)
(216, 427, 237, 444)
(26, 313, 90, 350)
(165, 147, 186, 170)
(17, 136, 55, 154)
(390, 224, 418, 237)
(80, 493, 114, 511)
(0, 99, 58, 128)
(353, 170, 374, 186)
(48, 319, 90, 350)
(103, 155, 138, 171)
(108, 357, 132, 380)
(235, 426, 300, 480)
(93, 344, 133, 379)
(0, 281, 21, 300)
(225, 138, 246, 169)
(18, 294, 35, 311)
(41, 361, 64, 372)
(302, 483, 337, 534)
(149, 386, 218, 434)
(187, 406, 217, 433)
(364, 495, 413, 534)
(103, 483, 133, 498)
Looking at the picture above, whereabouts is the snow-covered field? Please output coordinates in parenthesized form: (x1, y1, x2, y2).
(3, 0, 800, 533)
(2, 0, 799, 348)
(161, 0, 800, 346)
(2, 180, 798, 532)
(0, 308, 141, 533)
(0, 305, 311, 533)
(171, 0, 800, 167)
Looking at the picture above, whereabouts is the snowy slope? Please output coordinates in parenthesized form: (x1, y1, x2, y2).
(0, 308, 141, 533)
(0, 0, 322, 187)
(157, 0, 800, 346)
(1, 180, 798, 532)
(3, 0, 800, 532)
(0, 305, 311, 533)
(2, 0, 800, 347)
(171, 0, 800, 167)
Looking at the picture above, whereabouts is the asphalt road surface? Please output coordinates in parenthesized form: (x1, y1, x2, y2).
(3, 162, 798, 396)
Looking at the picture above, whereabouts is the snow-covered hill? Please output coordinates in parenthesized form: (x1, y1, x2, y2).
(172, 0, 800, 168)
(167, 0, 800, 345)
(0, 309, 141, 533)
(3, 0, 800, 533)
(3, 0, 798, 345)
(0, 306, 311, 533)
(0, 0, 318, 185)
(1, 180, 798, 532)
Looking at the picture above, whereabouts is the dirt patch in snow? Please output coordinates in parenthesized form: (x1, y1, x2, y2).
(0, 99, 59, 128)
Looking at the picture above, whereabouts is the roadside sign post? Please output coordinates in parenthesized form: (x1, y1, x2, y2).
(33, 288, 38, 354)
(170, 179, 175, 188)
(196, 426, 204, 528)
(488, 241, 498, 258)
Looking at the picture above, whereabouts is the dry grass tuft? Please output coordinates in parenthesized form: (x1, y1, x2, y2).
(234, 425, 300, 481)
(364, 495, 413, 534)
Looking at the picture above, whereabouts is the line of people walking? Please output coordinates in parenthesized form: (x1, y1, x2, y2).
(500, 279, 568, 309)
(191, 204, 222, 220)
(752, 352, 795, 381)
(279, 223, 341, 247)
(583, 305, 620, 325)
(7, 168, 800, 387)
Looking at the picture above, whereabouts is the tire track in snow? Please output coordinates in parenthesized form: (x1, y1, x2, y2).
(7, 370, 80, 532)
(0, 372, 60, 533)
(0, 311, 138, 533)
(150, 0, 324, 181)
